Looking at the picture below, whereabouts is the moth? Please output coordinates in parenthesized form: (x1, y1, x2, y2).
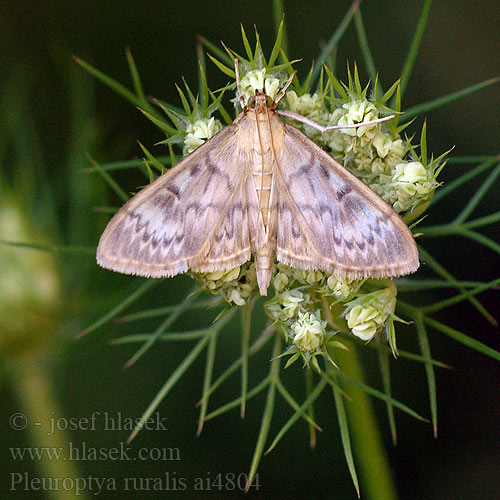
(97, 60, 419, 295)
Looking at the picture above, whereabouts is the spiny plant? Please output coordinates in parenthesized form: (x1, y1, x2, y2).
(75, 5, 500, 497)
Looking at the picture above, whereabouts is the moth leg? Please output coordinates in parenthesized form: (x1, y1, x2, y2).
(277, 110, 394, 132)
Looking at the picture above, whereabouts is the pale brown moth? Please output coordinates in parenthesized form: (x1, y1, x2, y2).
(97, 60, 419, 295)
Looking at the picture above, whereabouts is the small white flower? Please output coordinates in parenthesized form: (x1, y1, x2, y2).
(343, 288, 397, 341)
(239, 69, 281, 102)
(183, 117, 223, 155)
(204, 270, 226, 281)
(290, 310, 327, 352)
(273, 272, 289, 292)
(229, 287, 246, 306)
(384, 152, 404, 170)
(327, 131, 347, 153)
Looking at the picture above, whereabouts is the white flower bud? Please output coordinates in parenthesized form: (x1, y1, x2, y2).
(389, 138, 405, 157)
(373, 131, 393, 158)
(221, 266, 241, 282)
(273, 272, 289, 292)
(229, 288, 246, 306)
(286, 91, 326, 119)
(183, 117, 223, 155)
(392, 161, 434, 212)
(239, 69, 281, 101)
(326, 275, 356, 300)
(293, 269, 326, 287)
(290, 310, 327, 352)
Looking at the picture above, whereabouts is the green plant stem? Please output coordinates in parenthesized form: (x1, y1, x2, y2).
(335, 342, 399, 500)
(13, 358, 91, 500)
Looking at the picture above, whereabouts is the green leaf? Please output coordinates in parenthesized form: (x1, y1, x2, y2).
(377, 340, 397, 444)
(207, 53, 236, 78)
(203, 377, 270, 422)
(423, 317, 500, 362)
(138, 107, 178, 134)
(137, 141, 166, 174)
(379, 79, 401, 106)
(420, 120, 428, 167)
(240, 24, 254, 61)
(73, 55, 137, 106)
(311, 1, 359, 86)
(331, 372, 360, 496)
(127, 333, 212, 443)
(246, 336, 281, 491)
(123, 290, 198, 368)
(0, 241, 95, 255)
(402, 76, 500, 122)
(397, 0, 432, 100)
(197, 330, 218, 435)
(197, 35, 233, 66)
(416, 246, 497, 325)
(125, 47, 147, 108)
(323, 64, 349, 101)
(432, 156, 498, 204)
(79, 279, 160, 337)
(240, 302, 254, 417)
(354, 9, 378, 88)
(323, 371, 427, 421)
(266, 378, 326, 454)
(267, 20, 283, 70)
(85, 155, 130, 203)
(414, 314, 438, 437)
(201, 325, 275, 401)
(454, 163, 500, 224)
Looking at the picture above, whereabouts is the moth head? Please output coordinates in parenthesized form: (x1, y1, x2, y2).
(247, 90, 275, 112)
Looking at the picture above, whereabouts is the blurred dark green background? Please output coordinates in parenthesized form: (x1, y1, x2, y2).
(1, 1, 499, 499)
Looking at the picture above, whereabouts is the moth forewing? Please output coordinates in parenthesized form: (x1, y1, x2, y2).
(96, 122, 254, 278)
(273, 123, 419, 279)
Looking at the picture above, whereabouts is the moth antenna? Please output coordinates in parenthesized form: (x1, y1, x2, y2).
(273, 70, 297, 107)
(234, 58, 247, 110)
